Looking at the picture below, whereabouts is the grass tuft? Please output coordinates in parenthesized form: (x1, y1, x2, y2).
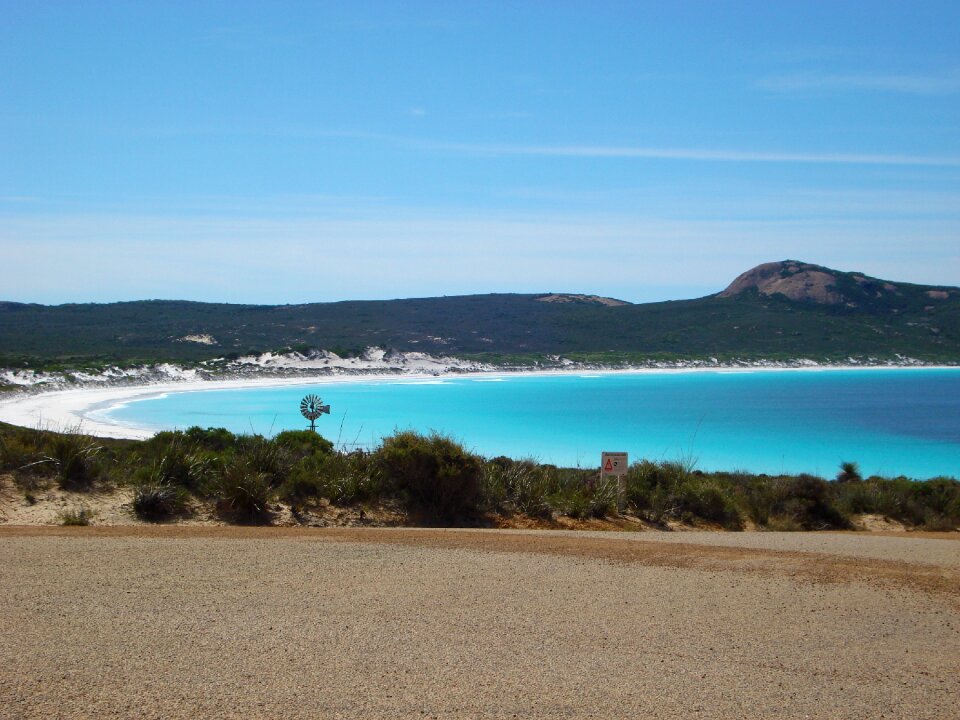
(42, 430, 103, 490)
(211, 459, 272, 524)
(59, 507, 93, 526)
(132, 482, 188, 521)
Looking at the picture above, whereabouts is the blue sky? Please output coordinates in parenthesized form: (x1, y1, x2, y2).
(2, 1, 958, 304)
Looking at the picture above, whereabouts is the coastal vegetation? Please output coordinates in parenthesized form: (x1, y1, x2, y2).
(2, 421, 957, 531)
(1, 261, 958, 373)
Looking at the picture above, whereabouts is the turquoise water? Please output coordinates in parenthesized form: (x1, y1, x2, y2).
(101, 369, 960, 479)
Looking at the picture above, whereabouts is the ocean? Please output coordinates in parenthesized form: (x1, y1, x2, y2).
(98, 368, 960, 479)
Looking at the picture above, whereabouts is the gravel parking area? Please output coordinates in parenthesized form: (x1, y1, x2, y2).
(1, 527, 958, 719)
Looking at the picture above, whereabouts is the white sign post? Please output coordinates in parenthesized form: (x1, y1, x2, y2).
(601, 451, 629, 513)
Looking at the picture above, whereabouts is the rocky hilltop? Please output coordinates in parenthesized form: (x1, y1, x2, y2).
(721, 261, 846, 304)
(536, 293, 630, 307)
(720, 260, 959, 309)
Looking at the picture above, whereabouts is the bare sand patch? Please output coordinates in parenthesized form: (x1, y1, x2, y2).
(1, 527, 957, 719)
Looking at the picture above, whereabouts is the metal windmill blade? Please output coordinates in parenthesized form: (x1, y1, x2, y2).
(300, 393, 331, 431)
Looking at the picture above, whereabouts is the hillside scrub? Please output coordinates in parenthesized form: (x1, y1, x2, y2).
(1, 421, 958, 530)
(3, 261, 960, 366)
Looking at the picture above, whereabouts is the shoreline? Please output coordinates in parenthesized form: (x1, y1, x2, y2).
(1, 362, 959, 440)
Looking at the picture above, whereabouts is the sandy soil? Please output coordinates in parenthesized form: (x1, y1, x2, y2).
(1, 527, 957, 719)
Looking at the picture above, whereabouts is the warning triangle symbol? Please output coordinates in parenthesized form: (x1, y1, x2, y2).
(604, 459, 613, 471)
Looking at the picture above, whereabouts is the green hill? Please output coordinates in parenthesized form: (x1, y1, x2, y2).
(1, 261, 958, 367)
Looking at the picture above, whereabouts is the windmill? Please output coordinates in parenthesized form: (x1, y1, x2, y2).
(299, 394, 330, 432)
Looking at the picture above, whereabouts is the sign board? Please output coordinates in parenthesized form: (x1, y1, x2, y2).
(601, 452, 628, 513)
(601, 452, 628, 477)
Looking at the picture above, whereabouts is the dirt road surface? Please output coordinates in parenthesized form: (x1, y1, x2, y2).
(1, 527, 958, 719)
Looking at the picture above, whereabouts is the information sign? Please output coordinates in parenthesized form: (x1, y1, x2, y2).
(601, 452, 628, 477)
(601, 452, 628, 513)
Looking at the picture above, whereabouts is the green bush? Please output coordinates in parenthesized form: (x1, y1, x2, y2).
(481, 458, 554, 517)
(279, 451, 381, 506)
(211, 459, 272, 523)
(183, 426, 238, 452)
(773, 474, 849, 530)
(59, 507, 92, 526)
(132, 482, 188, 521)
(479, 458, 511, 511)
(625, 461, 742, 529)
(852, 476, 960, 529)
(138, 433, 210, 491)
(624, 460, 679, 512)
(716, 471, 766, 525)
(375, 432, 482, 521)
(0, 433, 42, 472)
(236, 434, 292, 487)
(43, 432, 103, 489)
(677, 480, 741, 528)
(911, 478, 959, 517)
(651, 478, 741, 529)
(836, 461, 863, 483)
(832, 478, 879, 516)
(553, 476, 617, 519)
(318, 451, 381, 504)
(277, 470, 324, 507)
(273, 430, 334, 459)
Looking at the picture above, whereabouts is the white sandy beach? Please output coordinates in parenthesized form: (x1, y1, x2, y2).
(0, 360, 955, 441)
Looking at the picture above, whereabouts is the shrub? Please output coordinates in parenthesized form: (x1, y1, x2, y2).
(911, 478, 959, 517)
(318, 451, 381, 504)
(921, 513, 958, 532)
(554, 476, 617, 519)
(273, 430, 334, 459)
(860, 477, 960, 529)
(0, 433, 42, 472)
(836, 461, 863, 483)
(771, 474, 849, 530)
(183, 426, 238, 452)
(138, 433, 210, 491)
(650, 477, 742, 529)
(42, 432, 103, 489)
(481, 458, 553, 517)
(947, 489, 960, 527)
(277, 470, 324, 507)
(132, 482, 188, 521)
(479, 458, 510, 511)
(211, 459, 272, 523)
(59, 507, 92, 526)
(237, 435, 292, 487)
(624, 460, 678, 513)
(375, 432, 482, 521)
(677, 480, 741, 528)
(625, 461, 742, 529)
(832, 478, 879, 516)
(279, 451, 381, 507)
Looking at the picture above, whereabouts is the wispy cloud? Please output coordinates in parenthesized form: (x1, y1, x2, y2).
(423, 140, 960, 167)
(113, 122, 960, 168)
(482, 111, 532, 120)
(758, 69, 960, 95)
